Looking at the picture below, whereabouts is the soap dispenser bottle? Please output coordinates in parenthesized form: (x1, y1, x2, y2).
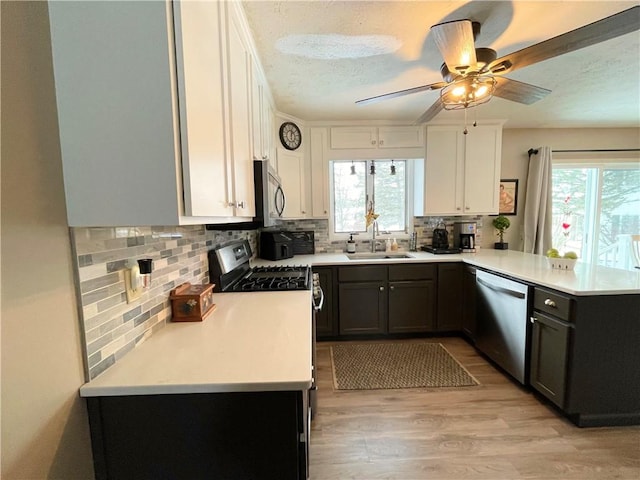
(347, 234, 356, 253)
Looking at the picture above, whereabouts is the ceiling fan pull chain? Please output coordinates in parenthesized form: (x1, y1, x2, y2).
(463, 107, 468, 135)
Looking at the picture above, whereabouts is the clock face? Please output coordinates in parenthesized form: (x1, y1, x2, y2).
(279, 122, 301, 150)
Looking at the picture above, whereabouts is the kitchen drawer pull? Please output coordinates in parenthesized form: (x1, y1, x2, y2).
(544, 298, 557, 308)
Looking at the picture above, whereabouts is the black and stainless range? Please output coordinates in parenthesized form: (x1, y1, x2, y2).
(208, 240, 321, 421)
(208, 240, 310, 292)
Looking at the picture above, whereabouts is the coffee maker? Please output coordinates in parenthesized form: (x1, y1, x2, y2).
(453, 222, 477, 252)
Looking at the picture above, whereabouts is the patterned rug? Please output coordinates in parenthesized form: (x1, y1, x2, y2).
(330, 342, 479, 390)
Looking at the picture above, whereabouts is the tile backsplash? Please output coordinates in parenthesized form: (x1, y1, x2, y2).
(71, 226, 257, 380)
(275, 216, 483, 253)
(72, 216, 483, 380)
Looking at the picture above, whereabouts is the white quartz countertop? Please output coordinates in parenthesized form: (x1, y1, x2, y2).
(79, 291, 313, 397)
(253, 249, 640, 296)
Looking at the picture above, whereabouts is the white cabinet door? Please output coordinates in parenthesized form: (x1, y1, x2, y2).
(464, 125, 502, 214)
(423, 125, 502, 216)
(330, 126, 424, 149)
(310, 128, 329, 218)
(330, 127, 378, 149)
(277, 148, 308, 218)
(424, 126, 465, 215)
(250, 59, 263, 161)
(174, 1, 232, 217)
(227, 7, 255, 217)
(378, 126, 424, 148)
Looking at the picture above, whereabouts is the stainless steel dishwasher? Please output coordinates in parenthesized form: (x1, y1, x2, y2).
(475, 270, 531, 384)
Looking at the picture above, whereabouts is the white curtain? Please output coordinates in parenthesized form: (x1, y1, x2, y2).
(523, 147, 553, 254)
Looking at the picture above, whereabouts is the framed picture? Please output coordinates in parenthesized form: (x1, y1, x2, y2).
(499, 179, 518, 215)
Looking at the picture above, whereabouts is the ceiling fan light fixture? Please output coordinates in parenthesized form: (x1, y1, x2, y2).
(440, 75, 496, 110)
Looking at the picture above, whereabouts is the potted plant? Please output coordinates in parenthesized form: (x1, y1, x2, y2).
(492, 215, 511, 250)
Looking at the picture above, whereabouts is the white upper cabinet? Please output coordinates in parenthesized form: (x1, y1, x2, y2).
(330, 126, 424, 149)
(309, 128, 330, 218)
(419, 124, 502, 216)
(226, 3, 255, 217)
(48, 0, 261, 226)
(276, 148, 309, 219)
(250, 60, 275, 167)
(174, 1, 232, 218)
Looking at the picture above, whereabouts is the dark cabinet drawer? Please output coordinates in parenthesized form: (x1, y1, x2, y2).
(534, 288, 573, 321)
(388, 264, 436, 281)
(338, 265, 387, 282)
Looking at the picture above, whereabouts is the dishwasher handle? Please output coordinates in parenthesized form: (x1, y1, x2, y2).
(477, 276, 526, 299)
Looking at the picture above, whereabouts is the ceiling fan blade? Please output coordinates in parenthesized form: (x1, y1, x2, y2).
(487, 5, 640, 75)
(431, 19, 477, 74)
(415, 99, 444, 124)
(356, 82, 447, 106)
(493, 77, 551, 104)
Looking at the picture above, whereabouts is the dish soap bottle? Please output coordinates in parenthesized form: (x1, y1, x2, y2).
(391, 238, 399, 251)
(347, 234, 356, 253)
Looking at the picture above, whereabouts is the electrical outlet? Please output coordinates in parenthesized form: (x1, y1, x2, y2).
(124, 265, 142, 303)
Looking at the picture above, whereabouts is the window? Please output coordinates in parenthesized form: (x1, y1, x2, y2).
(552, 160, 640, 270)
(330, 159, 412, 239)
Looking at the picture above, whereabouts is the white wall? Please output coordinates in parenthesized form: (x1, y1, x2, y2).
(1, 2, 94, 478)
(482, 127, 640, 250)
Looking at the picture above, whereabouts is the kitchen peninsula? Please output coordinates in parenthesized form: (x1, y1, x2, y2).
(80, 249, 639, 479)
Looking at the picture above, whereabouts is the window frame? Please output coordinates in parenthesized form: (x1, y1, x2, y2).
(328, 159, 415, 242)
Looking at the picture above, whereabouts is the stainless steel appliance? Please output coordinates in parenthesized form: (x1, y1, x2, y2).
(475, 270, 531, 384)
(206, 160, 284, 231)
(259, 231, 294, 261)
(454, 222, 477, 252)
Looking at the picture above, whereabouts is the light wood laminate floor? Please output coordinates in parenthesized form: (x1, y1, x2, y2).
(310, 337, 640, 480)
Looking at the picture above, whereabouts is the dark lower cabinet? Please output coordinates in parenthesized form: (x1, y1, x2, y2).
(461, 265, 477, 340)
(530, 287, 640, 427)
(86, 390, 308, 480)
(339, 282, 386, 334)
(337, 264, 436, 336)
(388, 280, 435, 333)
(313, 267, 335, 337)
(530, 311, 570, 408)
(436, 263, 463, 331)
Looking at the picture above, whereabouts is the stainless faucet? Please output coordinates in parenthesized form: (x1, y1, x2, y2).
(371, 220, 380, 252)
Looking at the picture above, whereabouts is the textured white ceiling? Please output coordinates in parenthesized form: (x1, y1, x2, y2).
(242, 1, 640, 128)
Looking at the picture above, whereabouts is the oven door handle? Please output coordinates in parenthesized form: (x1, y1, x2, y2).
(313, 286, 324, 312)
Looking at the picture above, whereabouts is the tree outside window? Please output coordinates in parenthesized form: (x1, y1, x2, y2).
(332, 160, 410, 237)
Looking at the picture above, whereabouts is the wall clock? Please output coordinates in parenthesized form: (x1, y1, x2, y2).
(279, 122, 302, 150)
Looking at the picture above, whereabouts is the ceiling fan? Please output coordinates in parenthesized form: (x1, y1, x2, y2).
(356, 6, 639, 124)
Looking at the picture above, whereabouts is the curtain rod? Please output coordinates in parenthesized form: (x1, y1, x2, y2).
(528, 148, 640, 156)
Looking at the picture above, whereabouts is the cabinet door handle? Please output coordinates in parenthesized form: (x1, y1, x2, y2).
(544, 299, 557, 308)
(530, 316, 537, 324)
(227, 201, 236, 208)
(237, 201, 245, 209)
(456, 207, 462, 211)
(390, 285, 395, 291)
(379, 286, 385, 291)
(379, 140, 384, 146)
(371, 140, 376, 145)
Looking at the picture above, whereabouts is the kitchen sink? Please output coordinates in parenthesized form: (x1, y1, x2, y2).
(346, 253, 414, 260)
